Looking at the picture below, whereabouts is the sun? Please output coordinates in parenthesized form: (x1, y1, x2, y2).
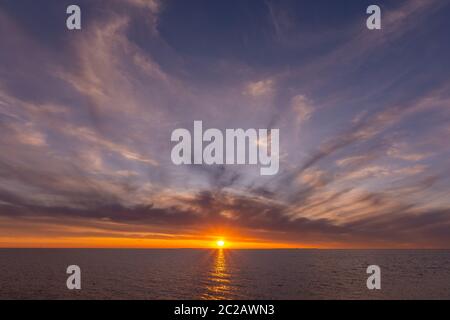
(216, 239, 225, 248)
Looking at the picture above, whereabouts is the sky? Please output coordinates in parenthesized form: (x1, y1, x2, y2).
(0, 0, 449, 248)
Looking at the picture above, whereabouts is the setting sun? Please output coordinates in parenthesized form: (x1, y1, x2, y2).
(216, 240, 225, 248)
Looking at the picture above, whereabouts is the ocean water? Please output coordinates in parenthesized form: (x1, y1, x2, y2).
(0, 249, 449, 299)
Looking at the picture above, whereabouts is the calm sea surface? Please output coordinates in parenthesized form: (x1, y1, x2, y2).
(0, 249, 449, 299)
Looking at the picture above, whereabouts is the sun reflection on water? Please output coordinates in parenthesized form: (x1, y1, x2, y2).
(202, 249, 233, 299)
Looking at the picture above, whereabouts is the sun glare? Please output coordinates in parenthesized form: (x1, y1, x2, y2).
(216, 239, 225, 248)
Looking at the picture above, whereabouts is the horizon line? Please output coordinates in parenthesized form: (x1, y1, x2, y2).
(1, 247, 449, 250)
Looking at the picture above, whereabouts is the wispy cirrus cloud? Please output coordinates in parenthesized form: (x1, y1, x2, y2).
(0, 0, 449, 248)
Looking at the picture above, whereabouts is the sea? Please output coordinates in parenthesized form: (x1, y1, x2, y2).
(0, 249, 449, 299)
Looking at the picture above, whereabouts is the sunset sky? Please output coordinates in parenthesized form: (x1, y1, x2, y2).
(0, 0, 449, 248)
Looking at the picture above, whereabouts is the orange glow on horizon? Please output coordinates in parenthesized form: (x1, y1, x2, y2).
(2, 218, 433, 249)
(0, 235, 437, 249)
